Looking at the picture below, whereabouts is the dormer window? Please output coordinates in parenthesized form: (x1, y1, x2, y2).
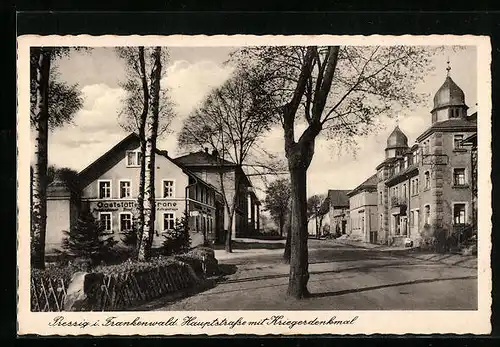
(126, 150, 142, 167)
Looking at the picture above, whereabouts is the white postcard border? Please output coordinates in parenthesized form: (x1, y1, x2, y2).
(17, 34, 492, 335)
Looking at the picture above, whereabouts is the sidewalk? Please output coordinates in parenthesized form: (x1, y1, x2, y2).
(333, 238, 477, 269)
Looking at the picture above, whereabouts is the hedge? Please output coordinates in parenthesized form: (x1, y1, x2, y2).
(31, 246, 219, 312)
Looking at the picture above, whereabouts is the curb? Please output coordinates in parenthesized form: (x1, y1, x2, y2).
(335, 240, 477, 270)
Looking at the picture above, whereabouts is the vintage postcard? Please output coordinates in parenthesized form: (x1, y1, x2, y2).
(17, 34, 492, 335)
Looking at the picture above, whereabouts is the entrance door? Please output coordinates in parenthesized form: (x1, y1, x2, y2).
(394, 215, 401, 235)
(370, 231, 378, 243)
(361, 216, 365, 238)
(341, 220, 347, 234)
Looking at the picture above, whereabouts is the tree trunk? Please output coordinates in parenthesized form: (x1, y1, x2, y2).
(31, 48, 51, 269)
(224, 210, 234, 253)
(287, 165, 310, 298)
(279, 215, 284, 238)
(135, 46, 149, 259)
(138, 47, 162, 261)
(135, 137, 146, 255)
(283, 217, 291, 263)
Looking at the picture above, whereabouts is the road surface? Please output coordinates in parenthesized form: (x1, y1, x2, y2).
(145, 239, 477, 311)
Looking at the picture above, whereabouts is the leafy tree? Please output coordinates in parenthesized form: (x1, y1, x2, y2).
(47, 165, 80, 190)
(30, 47, 84, 269)
(263, 178, 291, 238)
(120, 216, 141, 259)
(231, 45, 435, 298)
(178, 70, 283, 252)
(60, 209, 118, 266)
(161, 215, 191, 256)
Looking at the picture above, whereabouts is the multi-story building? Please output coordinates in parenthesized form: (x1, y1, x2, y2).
(173, 148, 260, 242)
(347, 174, 378, 243)
(374, 70, 477, 246)
(45, 133, 223, 254)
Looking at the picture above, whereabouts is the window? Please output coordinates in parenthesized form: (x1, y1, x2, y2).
(402, 184, 407, 198)
(98, 180, 111, 199)
(415, 149, 420, 165)
(201, 187, 205, 203)
(404, 156, 408, 169)
(424, 205, 430, 225)
(424, 171, 430, 190)
(99, 212, 112, 233)
(119, 180, 131, 199)
(454, 135, 464, 150)
(379, 191, 383, 205)
(415, 178, 419, 194)
(126, 151, 142, 167)
(162, 180, 175, 198)
(120, 213, 133, 231)
(453, 204, 466, 224)
(453, 168, 466, 186)
(163, 212, 175, 230)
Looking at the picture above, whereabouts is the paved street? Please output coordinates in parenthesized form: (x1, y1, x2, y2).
(147, 239, 477, 311)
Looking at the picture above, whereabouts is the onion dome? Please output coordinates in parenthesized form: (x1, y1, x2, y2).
(431, 64, 467, 113)
(386, 125, 408, 149)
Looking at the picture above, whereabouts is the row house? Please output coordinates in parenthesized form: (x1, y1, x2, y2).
(373, 69, 477, 246)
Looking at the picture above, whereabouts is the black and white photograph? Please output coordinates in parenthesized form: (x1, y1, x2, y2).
(17, 35, 491, 335)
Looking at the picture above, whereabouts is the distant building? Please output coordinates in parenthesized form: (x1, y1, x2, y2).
(45, 134, 224, 254)
(373, 69, 477, 246)
(347, 174, 378, 242)
(312, 190, 350, 237)
(174, 149, 260, 242)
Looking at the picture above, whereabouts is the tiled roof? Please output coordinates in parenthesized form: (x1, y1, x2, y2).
(76, 133, 221, 196)
(347, 174, 378, 197)
(174, 151, 237, 167)
(327, 189, 351, 207)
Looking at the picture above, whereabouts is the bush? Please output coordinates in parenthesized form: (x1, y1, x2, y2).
(58, 209, 118, 266)
(120, 216, 141, 260)
(161, 215, 191, 256)
(419, 224, 436, 251)
(174, 246, 219, 277)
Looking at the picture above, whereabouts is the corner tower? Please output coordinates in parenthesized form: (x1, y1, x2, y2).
(431, 62, 468, 123)
(385, 125, 409, 158)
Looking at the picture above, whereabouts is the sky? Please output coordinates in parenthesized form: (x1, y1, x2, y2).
(35, 46, 477, 201)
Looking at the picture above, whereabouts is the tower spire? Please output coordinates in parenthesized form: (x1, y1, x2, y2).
(446, 58, 451, 76)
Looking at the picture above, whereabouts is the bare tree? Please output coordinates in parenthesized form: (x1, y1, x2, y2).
(178, 70, 280, 252)
(231, 45, 434, 298)
(307, 194, 326, 239)
(116, 47, 173, 260)
(30, 47, 84, 269)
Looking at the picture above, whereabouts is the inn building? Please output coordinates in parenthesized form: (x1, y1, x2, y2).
(45, 134, 231, 254)
(360, 69, 477, 246)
